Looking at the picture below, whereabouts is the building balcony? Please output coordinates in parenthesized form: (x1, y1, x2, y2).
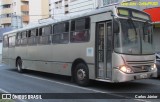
(1, 8, 12, 15)
(1, 18, 12, 24)
(21, 5, 29, 11)
(1, 0, 12, 5)
(22, 15, 29, 22)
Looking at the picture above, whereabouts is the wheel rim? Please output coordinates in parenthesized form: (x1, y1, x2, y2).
(77, 69, 86, 81)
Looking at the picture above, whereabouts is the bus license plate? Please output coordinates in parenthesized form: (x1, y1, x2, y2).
(140, 74, 147, 79)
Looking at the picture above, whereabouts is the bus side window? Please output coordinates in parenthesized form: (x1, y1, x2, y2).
(39, 28, 43, 36)
(21, 31, 27, 46)
(3, 36, 9, 48)
(16, 32, 21, 46)
(39, 26, 52, 44)
(52, 22, 69, 44)
(28, 30, 31, 37)
(43, 26, 52, 35)
(71, 21, 75, 31)
(36, 29, 38, 36)
(53, 24, 60, 43)
(9, 36, 16, 47)
(85, 17, 90, 29)
(70, 18, 90, 43)
(63, 22, 69, 43)
(28, 29, 37, 45)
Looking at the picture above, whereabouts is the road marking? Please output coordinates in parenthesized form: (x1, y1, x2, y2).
(0, 88, 9, 93)
(0, 88, 28, 102)
(23, 74, 151, 102)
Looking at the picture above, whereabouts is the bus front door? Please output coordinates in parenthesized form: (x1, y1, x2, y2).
(96, 22, 112, 79)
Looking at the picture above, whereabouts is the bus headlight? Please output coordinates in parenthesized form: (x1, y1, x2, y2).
(119, 65, 134, 74)
(151, 63, 157, 71)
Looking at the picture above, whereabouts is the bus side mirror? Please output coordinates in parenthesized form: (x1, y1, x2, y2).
(113, 20, 119, 33)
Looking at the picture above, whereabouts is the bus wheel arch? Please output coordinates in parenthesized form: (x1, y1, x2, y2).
(16, 57, 23, 73)
(71, 58, 89, 86)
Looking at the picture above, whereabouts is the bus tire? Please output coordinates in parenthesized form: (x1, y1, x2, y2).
(16, 58, 23, 73)
(74, 63, 89, 86)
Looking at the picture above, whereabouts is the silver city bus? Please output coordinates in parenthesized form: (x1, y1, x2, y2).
(2, 6, 157, 86)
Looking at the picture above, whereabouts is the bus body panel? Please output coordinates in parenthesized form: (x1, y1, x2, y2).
(2, 48, 9, 65)
(8, 47, 15, 67)
(112, 69, 157, 82)
(112, 53, 157, 82)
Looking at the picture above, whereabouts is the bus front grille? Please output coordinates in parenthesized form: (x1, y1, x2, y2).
(126, 60, 154, 73)
(131, 65, 151, 73)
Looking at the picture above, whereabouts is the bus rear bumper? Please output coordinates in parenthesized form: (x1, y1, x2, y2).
(113, 69, 157, 82)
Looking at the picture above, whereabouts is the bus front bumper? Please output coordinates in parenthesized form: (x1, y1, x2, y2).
(112, 69, 157, 82)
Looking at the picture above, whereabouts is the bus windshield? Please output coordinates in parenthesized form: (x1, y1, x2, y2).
(114, 19, 154, 55)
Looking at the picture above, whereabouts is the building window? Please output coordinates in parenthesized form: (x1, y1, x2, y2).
(55, 0, 62, 9)
(65, 11, 69, 14)
(103, 0, 119, 6)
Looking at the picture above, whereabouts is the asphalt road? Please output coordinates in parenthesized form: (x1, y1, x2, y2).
(0, 64, 160, 102)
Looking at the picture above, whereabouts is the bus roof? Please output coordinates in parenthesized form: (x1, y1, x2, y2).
(3, 5, 149, 36)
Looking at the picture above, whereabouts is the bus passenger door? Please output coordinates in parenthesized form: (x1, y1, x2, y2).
(96, 22, 112, 79)
(105, 22, 112, 79)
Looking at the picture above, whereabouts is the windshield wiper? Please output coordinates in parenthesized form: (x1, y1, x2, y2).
(127, 18, 140, 53)
(127, 18, 138, 37)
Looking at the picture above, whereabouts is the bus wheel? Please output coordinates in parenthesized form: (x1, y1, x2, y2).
(17, 59, 23, 73)
(74, 63, 89, 86)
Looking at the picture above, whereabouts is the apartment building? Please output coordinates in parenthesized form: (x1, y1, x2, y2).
(49, 0, 130, 19)
(29, 0, 49, 24)
(0, 0, 13, 28)
(0, 0, 49, 28)
(49, 0, 69, 19)
(69, 0, 98, 16)
(0, 0, 28, 28)
(49, 0, 101, 19)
